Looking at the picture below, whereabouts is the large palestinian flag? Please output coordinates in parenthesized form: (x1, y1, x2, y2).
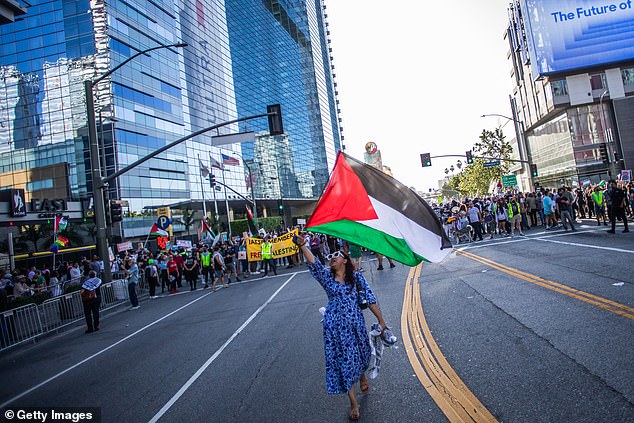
(306, 152, 451, 265)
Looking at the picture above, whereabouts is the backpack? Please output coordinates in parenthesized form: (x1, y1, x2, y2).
(145, 264, 158, 278)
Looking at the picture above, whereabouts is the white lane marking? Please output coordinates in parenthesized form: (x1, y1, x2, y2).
(457, 228, 605, 251)
(0, 291, 214, 409)
(534, 237, 634, 254)
(148, 273, 297, 423)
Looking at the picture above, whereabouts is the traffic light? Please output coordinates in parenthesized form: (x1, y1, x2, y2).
(530, 164, 538, 177)
(278, 200, 284, 215)
(420, 153, 432, 167)
(267, 104, 284, 136)
(110, 201, 123, 223)
(105, 201, 111, 225)
(466, 150, 474, 164)
(599, 143, 609, 164)
(210, 174, 216, 187)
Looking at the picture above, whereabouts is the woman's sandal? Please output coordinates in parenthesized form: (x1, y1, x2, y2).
(348, 405, 360, 421)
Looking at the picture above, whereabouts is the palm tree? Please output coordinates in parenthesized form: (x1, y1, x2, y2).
(174, 209, 196, 235)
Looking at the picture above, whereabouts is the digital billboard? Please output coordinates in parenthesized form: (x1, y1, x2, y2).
(522, 0, 634, 75)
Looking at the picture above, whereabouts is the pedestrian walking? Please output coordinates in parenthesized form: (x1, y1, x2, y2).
(293, 234, 390, 421)
(184, 252, 199, 291)
(145, 259, 159, 298)
(592, 186, 608, 226)
(126, 258, 140, 310)
(211, 245, 229, 291)
(81, 270, 101, 333)
(467, 201, 484, 241)
(607, 180, 630, 234)
(167, 255, 179, 294)
(261, 236, 277, 276)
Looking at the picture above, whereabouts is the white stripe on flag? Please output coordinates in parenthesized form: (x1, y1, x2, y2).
(358, 197, 451, 262)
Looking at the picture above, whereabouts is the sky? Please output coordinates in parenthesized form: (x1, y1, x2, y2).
(326, 0, 515, 192)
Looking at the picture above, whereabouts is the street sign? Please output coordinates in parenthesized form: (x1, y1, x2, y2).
(157, 215, 171, 230)
(501, 174, 517, 187)
(483, 161, 500, 168)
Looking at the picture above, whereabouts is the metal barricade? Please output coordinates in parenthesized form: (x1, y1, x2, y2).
(1, 276, 149, 352)
(0, 304, 44, 351)
(40, 290, 85, 333)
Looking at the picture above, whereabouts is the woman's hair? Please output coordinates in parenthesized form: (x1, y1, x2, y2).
(330, 250, 355, 285)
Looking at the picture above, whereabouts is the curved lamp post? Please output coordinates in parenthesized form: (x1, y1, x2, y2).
(87, 43, 187, 283)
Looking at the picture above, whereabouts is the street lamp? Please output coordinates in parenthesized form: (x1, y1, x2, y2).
(481, 111, 532, 188)
(86, 42, 187, 283)
(456, 160, 462, 170)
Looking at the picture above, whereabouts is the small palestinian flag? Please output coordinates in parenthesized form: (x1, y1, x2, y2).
(306, 152, 451, 265)
(150, 224, 168, 237)
(245, 205, 258, 236)
(201, 219, 215, 238)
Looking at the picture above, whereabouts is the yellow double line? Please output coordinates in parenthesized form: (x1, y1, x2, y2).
(456, 250, 634, 321)
(401, 264, 498, 423)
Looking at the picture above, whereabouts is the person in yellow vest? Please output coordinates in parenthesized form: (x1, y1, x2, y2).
(200, 246, 213, 288)
(261, 236, 277, 276)
(592, 186, 608, 226)
(507, 197, 524, 237)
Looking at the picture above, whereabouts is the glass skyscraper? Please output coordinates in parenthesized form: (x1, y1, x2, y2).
(0, 0, 341, 238)
(226, 0, 341, 200)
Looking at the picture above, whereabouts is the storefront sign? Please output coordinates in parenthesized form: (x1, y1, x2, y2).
(10, 189, 27, 217)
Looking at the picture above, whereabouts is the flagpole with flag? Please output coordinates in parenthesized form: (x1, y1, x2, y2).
(305, 152, 452, 265)
(220, 166, 232, 237)
(198, 154, 210, 240)
(210, 153, 223, 233)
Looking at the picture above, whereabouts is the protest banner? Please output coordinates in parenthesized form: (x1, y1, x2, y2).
(245, 229, 299, 261)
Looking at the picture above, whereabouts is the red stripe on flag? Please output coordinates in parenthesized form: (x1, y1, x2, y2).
(306, 152, 377, 228)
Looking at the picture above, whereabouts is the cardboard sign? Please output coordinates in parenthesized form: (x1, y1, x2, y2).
(245, 229, 299, 262)
(176, 240, 192, 248)
(117, 241, 133, 252)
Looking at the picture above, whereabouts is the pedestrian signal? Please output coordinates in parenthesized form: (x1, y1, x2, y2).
(110, 201, 123, 223)
(420, 153, 432, 167)
(598, 143, 609, 164)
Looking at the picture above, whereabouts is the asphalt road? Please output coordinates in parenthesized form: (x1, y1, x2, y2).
(1, 221, 633, 423)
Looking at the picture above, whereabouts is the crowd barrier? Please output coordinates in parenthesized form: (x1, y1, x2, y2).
(0, 275, 149, 352)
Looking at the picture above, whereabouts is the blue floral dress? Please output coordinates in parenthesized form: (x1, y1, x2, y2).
(308, 260, 377, 394)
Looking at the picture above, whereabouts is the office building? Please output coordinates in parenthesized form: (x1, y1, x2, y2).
(505, 0, 634, 189)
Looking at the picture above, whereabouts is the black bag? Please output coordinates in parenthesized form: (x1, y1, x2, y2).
(355, 278, 368, 309)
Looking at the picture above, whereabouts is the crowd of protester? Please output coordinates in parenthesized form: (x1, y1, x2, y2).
(434, 180, 633, 244)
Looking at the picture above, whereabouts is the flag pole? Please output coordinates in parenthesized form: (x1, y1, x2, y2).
(143, 231, 151, 249)
(198, 154, 208, 220)
(209, 153, 220, 234)
(221, 168, 232, 237)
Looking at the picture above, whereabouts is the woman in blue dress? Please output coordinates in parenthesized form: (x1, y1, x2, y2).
(294, 234, 389, 421)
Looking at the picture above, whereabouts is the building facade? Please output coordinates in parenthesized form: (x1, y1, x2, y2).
(225, 0, 342, 203)
(505, 0, 634, 189)
(0, 0, 341, 245)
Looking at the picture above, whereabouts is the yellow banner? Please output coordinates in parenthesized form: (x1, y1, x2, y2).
(246, 229, 299, 261)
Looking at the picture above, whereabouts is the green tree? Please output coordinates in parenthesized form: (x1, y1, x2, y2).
(457, 127, 513, 196)
(174, 208, 196, 235)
